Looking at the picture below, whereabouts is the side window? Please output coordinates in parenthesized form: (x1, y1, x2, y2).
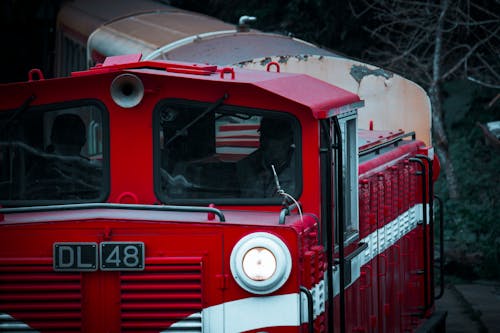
(334, 112, 359, 244)
(0, 102, 107, 204)
(155, 100, 300, 203)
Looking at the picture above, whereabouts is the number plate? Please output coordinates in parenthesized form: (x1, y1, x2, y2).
(53, 242, 98, 272)
(100, 242, 145, 271)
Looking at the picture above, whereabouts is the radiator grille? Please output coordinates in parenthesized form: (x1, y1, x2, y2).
(120, 257, 203, 333)
(0, 259, 82, 332)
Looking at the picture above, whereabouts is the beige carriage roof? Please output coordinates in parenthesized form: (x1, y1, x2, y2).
(145, 32, 336, 65)
(88, 11, 235, 59)
(239, 55, 432, 146)
(57, 0, 173, 43)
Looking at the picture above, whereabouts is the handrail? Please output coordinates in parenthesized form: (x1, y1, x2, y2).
(409, 157, 429, 313)
(434, 195, 445, 300)
(319, 119, 335, 333)
(359, 131, 416, 156)
(278, 201, 300, 224)
(300, 286, 314, 333)
(0, 203, 226, 222)
(333, 116, 346, 333)
(416, 154, 435, 305)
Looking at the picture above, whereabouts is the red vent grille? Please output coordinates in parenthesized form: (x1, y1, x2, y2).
(0, 259, 82, 332)
(120, 257, 203, 333)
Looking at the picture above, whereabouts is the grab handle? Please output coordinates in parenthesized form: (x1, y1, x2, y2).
(434, 195, 445, 300)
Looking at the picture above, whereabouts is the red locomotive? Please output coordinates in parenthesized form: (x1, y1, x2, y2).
(0, 1, 445, 332)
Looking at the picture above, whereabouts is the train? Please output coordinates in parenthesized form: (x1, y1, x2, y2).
(0, 0, 445, 332)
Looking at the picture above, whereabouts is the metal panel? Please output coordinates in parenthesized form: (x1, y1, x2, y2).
(0, 259, 83, 332)
(120, 257, 203, 333)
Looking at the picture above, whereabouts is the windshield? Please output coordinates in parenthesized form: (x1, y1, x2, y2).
(0, 101, 107, 205)
(155, 99, 301, 203)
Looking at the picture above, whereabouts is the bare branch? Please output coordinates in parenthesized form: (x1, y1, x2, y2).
(472, 53, 500, 81)
(467, 76, 500, 89)
(348, 0, 375, 18)
(441, 26, 500, 80)
(470, 1, 500, 19)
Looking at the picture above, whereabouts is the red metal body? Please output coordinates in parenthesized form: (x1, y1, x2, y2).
(0, 55, 444, 332)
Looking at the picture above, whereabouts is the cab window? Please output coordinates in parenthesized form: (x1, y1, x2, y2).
(154, 99, 301, 204)
(0, 101, 108, 205)
(334, 112, 359, 244)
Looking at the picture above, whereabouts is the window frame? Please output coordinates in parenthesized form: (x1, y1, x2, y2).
(153, 98, 303, 206)
(0, 99, 110, 206)
(333, 111, 359, 246)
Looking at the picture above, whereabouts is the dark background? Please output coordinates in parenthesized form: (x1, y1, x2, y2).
(0, 0, 64, 83)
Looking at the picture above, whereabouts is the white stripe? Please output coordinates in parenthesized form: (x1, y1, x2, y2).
(209, 294, 300, 332)
(0, 313, 39, 333)
(339, 204, 425, 287)
(163, 294, 301, 332)
(302, 204, 427, 324)
(160, 312, 202, 333)
(300, 279, 326, 323)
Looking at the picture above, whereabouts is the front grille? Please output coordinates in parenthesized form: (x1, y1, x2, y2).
(0, 259, 83, 332)
(120, 257, 203, 333)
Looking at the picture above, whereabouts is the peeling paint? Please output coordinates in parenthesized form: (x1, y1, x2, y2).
(238, 55, 432, 145)
(291, 54, 310, 62)
(350, 65, 393, 84)
(278, 55, 290, 64)
(259, 57, 273, 66)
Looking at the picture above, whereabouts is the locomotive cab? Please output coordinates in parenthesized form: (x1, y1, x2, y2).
(0, 55, 442, 333)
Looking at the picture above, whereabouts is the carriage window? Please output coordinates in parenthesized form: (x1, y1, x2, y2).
(0, 102, 107, 205)
(155, 100, 301, 203)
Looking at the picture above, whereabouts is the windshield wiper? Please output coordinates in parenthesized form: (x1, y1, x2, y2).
(165, 93, 228, 147)
(0, 95, 36, 134)
(271, 164, 303, 224)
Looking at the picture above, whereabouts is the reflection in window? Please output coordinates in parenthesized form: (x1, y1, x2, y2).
(157, 100, 300, 201)
(0, 103, 106, 204)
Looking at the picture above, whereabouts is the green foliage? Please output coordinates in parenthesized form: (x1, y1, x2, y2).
(437, 80, 500, 279)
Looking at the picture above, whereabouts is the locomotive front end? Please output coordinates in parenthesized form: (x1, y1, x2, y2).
(0, 56, 363, 332)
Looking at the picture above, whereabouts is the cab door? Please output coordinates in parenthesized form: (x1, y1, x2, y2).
(326, 112, 369, 333)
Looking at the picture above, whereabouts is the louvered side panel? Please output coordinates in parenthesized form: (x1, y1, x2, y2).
(120, 257, 203, 333)
(0, 259, 83, 332)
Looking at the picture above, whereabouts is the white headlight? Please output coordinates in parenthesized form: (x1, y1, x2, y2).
(242, 247, 277, 281)
(230, 232, 292, 294)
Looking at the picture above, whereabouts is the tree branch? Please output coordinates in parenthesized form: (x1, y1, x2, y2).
(467, 76, 500, 89)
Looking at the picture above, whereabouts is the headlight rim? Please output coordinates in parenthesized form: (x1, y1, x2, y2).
(230, 232, 292, 295)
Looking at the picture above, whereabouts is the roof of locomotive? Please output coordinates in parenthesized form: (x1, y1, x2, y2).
(70, 54, 363, 118)
(0, 55, 362, 119)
